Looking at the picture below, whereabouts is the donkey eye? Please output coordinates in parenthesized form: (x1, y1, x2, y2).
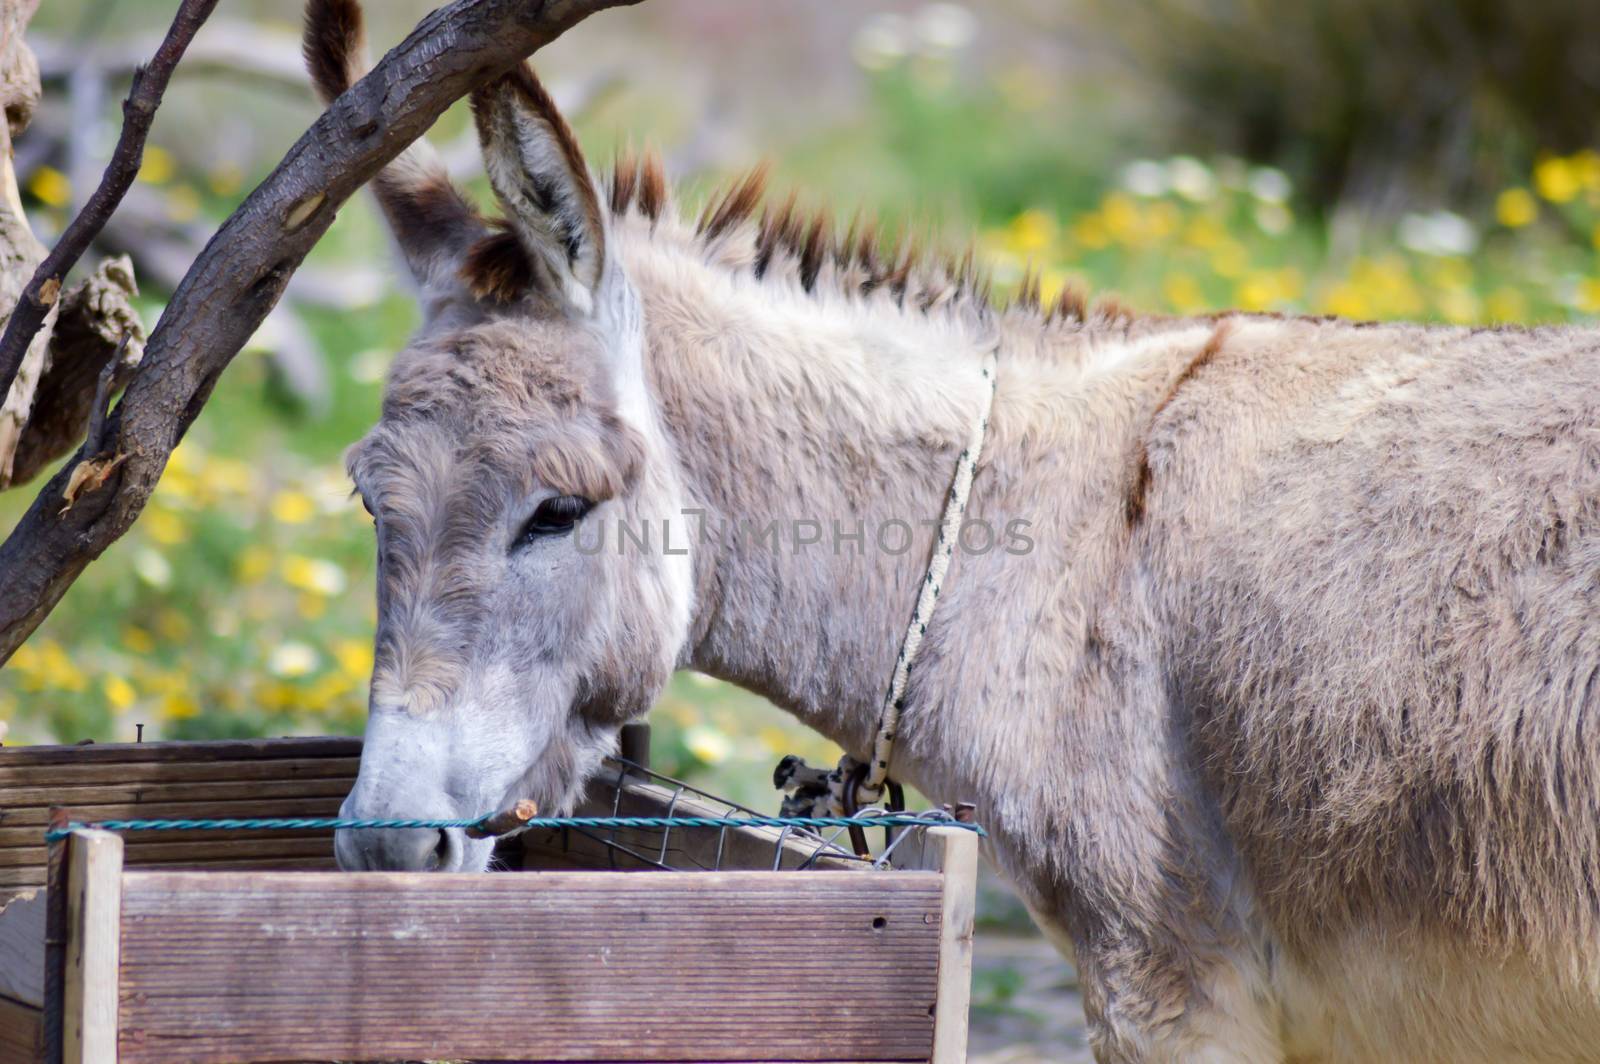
(517, 495, 593, 545)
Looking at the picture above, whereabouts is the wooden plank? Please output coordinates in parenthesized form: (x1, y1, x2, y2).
(0, 836, 335, 869)
(0, 994, 40, 1064)
(928, 827, 978, 1064)
(0, 890, 45, 1008)
(0, 795, 346, 833)
(118, 870, 942, 1064)
(63, 830, 122, 1064)
(0, 774, 355, 813)
(0, 737, 360, 769)
(0, 755, 360, 789)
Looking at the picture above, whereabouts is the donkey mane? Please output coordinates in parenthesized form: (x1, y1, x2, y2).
(455, 146, 1146, 333)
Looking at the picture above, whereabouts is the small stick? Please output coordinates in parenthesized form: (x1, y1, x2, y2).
(464, 799, 539, 839)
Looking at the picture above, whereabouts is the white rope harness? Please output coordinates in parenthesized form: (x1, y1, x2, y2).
(775, 347, 1000, 819)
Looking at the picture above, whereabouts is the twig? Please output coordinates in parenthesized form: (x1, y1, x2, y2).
(0, 0, 642, 663)
(82, 334, 130, 457)
(465, 800, 540, 839)
(0, 0, 219, 409)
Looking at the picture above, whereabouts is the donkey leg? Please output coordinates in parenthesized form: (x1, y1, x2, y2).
(1068, 919, 1282, 1064)
(1033, 659, 1285, 1062)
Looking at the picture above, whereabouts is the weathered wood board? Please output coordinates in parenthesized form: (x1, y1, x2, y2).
(0, 738, 359, 904)
(116, 869, 945, 1063)
(0, 994, 39, 1064)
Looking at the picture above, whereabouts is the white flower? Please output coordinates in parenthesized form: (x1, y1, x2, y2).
(1168, 156, 1217, 202)
(1254, 202, 1292, 236)
(1120, 159, 1168, 198)
(915, 3, 977, 53)
(853, 15, 911, 71)
(1247, 166, 1292, 204)
(133, 548, 173, 590)
(1398, 211, 1478, 257)
(268, 642, 319, 678)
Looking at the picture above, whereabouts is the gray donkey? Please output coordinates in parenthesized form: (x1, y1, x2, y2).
(308, 2, 1600, 1059)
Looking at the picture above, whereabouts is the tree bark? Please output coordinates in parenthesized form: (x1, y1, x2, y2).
(0, 0, 642, 662)
(0, 0, 218, 411)
(0, 0, 146, 489)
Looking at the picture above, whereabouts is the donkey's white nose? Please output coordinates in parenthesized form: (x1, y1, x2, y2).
(335, 824, 464, 871)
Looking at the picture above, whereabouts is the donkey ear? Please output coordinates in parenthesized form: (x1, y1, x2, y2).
(304, 0, 483, 291)
(469, 65, 607, 314)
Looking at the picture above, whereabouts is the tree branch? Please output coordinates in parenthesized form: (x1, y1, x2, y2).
(0, 0, 642, 661)
(0, 0, 218, 411)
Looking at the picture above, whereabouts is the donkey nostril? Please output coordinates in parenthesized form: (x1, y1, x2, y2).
(425, 830, 451, 871)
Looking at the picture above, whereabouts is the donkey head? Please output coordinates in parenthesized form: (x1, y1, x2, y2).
(308, 7, 690, 871)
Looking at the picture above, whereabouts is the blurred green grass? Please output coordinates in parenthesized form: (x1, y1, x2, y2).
(4, 33, 1599, 806)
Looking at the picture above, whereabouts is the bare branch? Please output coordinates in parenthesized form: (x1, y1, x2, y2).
(0, 0, 219, 410)
(0, 0, 643, 661)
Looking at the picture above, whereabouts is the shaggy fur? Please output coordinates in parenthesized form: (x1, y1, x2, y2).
(309, 3, 1600, 1059)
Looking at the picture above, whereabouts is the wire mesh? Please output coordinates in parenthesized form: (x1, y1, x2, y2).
(516, 756, 939, 873)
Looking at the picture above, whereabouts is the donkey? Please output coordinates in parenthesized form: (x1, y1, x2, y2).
(306, 2, 1600, 1060)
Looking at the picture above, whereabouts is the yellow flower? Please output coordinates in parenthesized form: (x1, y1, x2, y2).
(1533, 156, 1581, 204)
(1574, 278, 1600, 315)
(282, 554, 348, 596)
(1435, 288, 1480, 325)
(259, 681, 298, 710)
(34, 640, 86, 693)
(156, 610, 190, 642)
(143, 508, 188, 546)
(103, 675, 138, 713)
(1162, 272, 1206, 314)
(271, 490, 316, 524)
(9, 643, 37, 672)
(1145, 201, 1180, 242)
(1495, 188, 1538, 228)
(685, 725, 733, 765)
(303, 672, 355, 713)
(237, 545, 273, 584)
(1182, 215, 1226, 251)
(1428, 258, 1473, 290)
(138, 145, 176, 185)
(1004, 209, 1055, 255)
(1100, 193, 1144, 246)
(1235, 274, 1277, 312)
(164, 184, 202, 224)
(27, 166, 71, 208)
(1576, 150, 1600, 194)
(1208, 240, 1249, 280)
(202, 458, 255, 495)
(1037, 268, 1070, 306)
(1068, 213, 1109, 251)
(334, 639, 374, 679)
(208, 163, 244, 197)
(1320, 282, 1370, 320)
(1485, 287, 1529, 323)
(161, 691, 200, 720)
(122, 626, 156, 655)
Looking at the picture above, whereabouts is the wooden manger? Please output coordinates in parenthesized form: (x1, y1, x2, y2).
(0, 733, 978, 1064)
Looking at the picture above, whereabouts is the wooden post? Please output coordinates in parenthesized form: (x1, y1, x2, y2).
(62, 830, 122, 1064)
(929, 826, 978, 1064)
(618, 722, 650, 769)
(42, 809, 69, 1064)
